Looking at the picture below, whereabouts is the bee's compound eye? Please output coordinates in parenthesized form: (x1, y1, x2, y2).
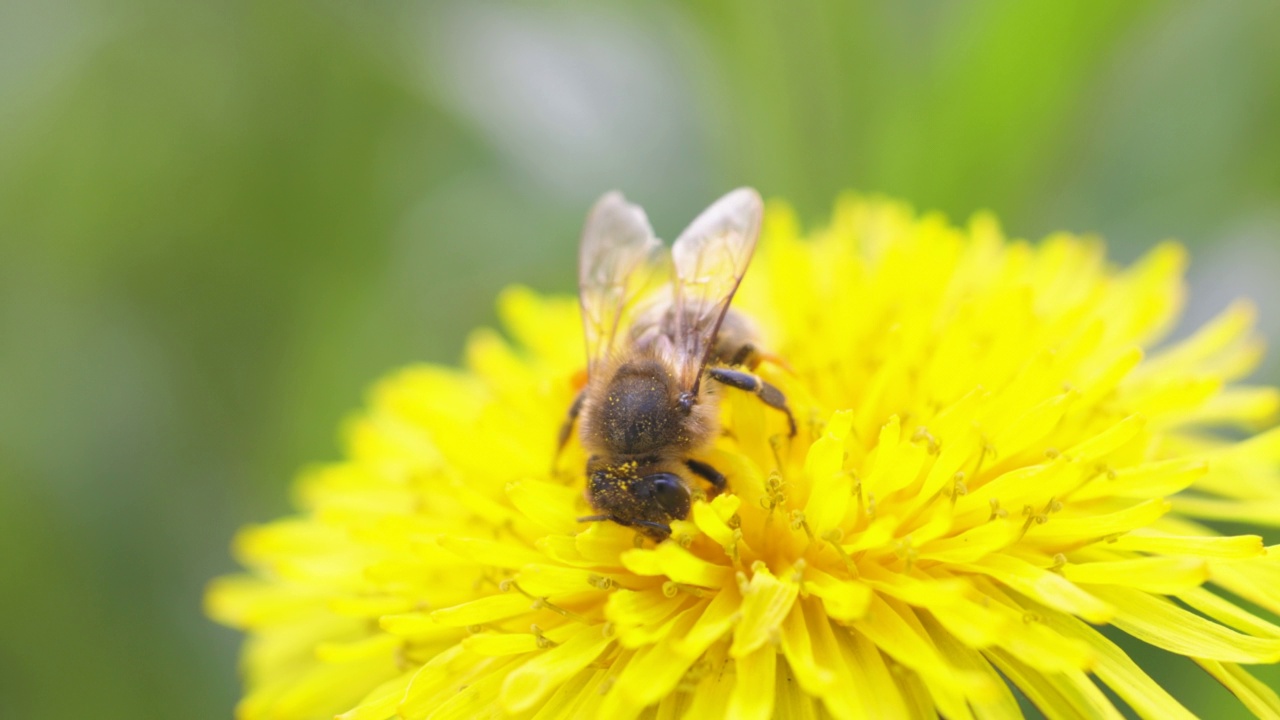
(643, 473, 690, 520)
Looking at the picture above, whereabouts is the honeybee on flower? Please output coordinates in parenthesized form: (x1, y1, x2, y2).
(209, 193, 1280, 720)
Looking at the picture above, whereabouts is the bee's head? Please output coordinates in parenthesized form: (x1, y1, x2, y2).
(631, 472, 691, 522)
(586, 465, 690, 539)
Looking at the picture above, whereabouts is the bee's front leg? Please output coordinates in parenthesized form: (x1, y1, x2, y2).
(555, 390, 586, 461)
(686, 459, 727, 492)
(706, 367, 797, 437)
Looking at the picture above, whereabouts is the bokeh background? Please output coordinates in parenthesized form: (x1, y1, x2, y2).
(3, 1, 1279, 718)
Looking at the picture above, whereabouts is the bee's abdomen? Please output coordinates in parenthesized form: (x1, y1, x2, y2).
(597, 362, 683, 454)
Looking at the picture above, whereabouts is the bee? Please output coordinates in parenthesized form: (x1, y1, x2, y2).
(558, 188, 796, 539)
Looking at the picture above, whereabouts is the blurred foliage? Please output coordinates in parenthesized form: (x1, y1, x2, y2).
(1, 1, 1278, 718)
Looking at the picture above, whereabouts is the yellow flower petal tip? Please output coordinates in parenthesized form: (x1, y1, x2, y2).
(207, 194, 1280, 719)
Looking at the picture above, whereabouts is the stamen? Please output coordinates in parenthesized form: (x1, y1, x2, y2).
(895, 536, 918, 572)
(769, 435, 787, 473)
(791, 558, 807, 584)
(822, 528, 859, 576)
(761, 471, 787, 515)
(728, 528, 744, 567)
(586, 574, 615, 590)
(790, 510, 815, 541)
(1018, 497, 1059, 538)
(394, 644, 410, 670)
(972, 435, 996, 480)
(663, 582, 705, 598)
(912, 427, 941, 454)
(508, 581, 589, 622)
(531, 624, 558, 648)
(947, 472, 968, 507)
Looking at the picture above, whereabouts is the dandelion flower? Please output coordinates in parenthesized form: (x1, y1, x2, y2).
(208, 195, 1280, 719)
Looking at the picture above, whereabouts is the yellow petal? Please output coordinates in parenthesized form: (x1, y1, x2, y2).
(842, 626, 911, 719)
(378, 612, 462, 642)
(1090, 585, 1280, 662)
(678, 642, 735, 719)
(1105, 531, 1262, 559)
(515, 564, 605, 597)
(1171, 497, 1280, 526)
(803, 430, 853, 537)
(615, 600, 700, 649)
(778, 600, 834, 695)
(621, 542, 732, 589)
(605, 608, 703, 709)
(796, 599, 867, 720)
(1063, 556, 1209, 594)
(1019, 499, 1170, 549)
(1031, 603, 1195, 720)
(430, 593, 536, 627)
(983, 647, 1123, 720)
(962, 554, 1112, 623)
(1206, 554, 1280, 616)
(1177, 587, 1280, 638)
(1194, 660, 1280, 720)
(435, 535, 546, 569)
(692, 500, 736, 548)
(672, 585, 741, 657)
(605, 589, 688, 630)
(1063, 414, 1146, 463)
(801, 566, 872, 621)
(336, 671, 414, 720)
(315, 634, 400, 663)
(1075, 453, 1203, 499)
(917, 518, 1020, 564)
(967, 577, 1094, 674)
(1136, 300, 1256, 380)
(507, 480, 583, 535)
(500, 624, 614, 712)
(917, 613, 1023, 720)
(727, 645, 778, 720)
(326, 594, 416, 619)
(397, 645, 471, 717)
(852, 593, 987, 711)
(462, 632, 542, 656)
(990, 391, 1074, 459)
(730, 565, 800, 658)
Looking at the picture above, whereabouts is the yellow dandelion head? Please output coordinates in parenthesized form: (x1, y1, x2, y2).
(208, 195, 1280, 719)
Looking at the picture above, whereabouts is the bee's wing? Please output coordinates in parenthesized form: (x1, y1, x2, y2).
(670, 187, 763, 390)
(578, 191, 664, 373)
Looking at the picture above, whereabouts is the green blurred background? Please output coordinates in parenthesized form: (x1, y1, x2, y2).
(2, 1, 1279, 718)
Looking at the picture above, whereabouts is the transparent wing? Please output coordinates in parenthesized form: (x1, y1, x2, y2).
(669, 187, 763, 390)
(578, 191, 662, 372)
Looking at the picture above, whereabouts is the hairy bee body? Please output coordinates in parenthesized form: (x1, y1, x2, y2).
(567, 188, 793, 538)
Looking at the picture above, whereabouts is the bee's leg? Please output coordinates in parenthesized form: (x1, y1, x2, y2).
(707, 367, 797, 437)
(728, 343, 758, 368)
(555, 390, 586, 462)
(635, 520, 673, 538)
(577, 514, 612, 523)
(686, 459, 727, 492)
